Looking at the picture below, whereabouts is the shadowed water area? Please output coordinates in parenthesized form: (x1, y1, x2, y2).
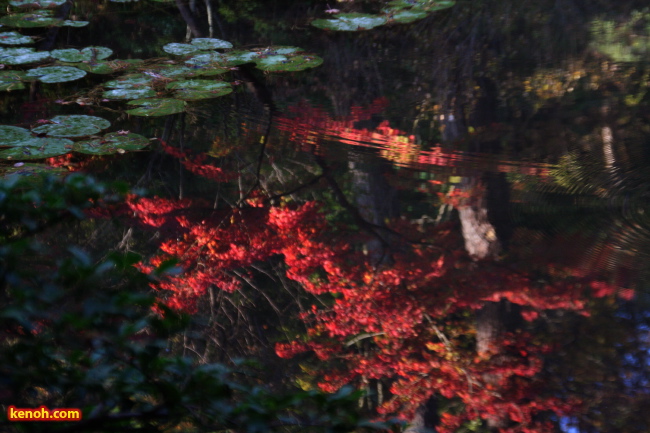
(1, 0, 649, 432)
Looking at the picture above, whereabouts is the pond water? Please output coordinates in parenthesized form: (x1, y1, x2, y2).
(1, 0, 650, 432)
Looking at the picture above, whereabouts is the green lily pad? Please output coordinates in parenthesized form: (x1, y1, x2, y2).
(32, 115, 111, 137)
(0, 31, 34, 45)
(1, 162, 67, 178)
(68, 59, 143, 74)
(0, 125, 32, 146)
(0, 11, 62, 28)
(222, 50, 260, 66)
(9, 0, 66, 7)
(166, 79, 232, 101)
(50, 46, 113, 62)
(61, 20, 89, 27)
(0, 137, 72, 160)
(25, 66, 87, 83)
(0, 71, 26, 91)
(311, 13, 387, 31)
(191, 38, 233, 50)
(0, 47, 50, 65)
(162, 43, 200, 56)
(145, 64, 195, 78)
(389, 9, 428, 23)
(256, 54, 323, 72)
(103, 88, 157, 100)
(103, 73, 153, 89)
(254, 55, 288, 69)
(185, 52, 226, 67)
(126, 98, 186, 116)
(387, 0, 455, 10)
(72, 132, 150, 154)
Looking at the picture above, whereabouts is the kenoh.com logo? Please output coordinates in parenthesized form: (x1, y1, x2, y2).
(7, 406, 82, 422)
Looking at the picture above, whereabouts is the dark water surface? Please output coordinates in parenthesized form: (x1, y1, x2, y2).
(2, 1, 650, 432)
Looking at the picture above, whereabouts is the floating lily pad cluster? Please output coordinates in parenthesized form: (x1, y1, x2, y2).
(311, 0, 455, 31)
(0, 116, 150, 160)
(96, 38, 323, 116)
(0, 9, 88, 28)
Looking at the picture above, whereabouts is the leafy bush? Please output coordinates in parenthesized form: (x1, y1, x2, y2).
(0, 174, 376, 433)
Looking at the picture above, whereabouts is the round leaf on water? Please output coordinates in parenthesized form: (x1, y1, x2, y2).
(1, 163, 67, 178)
(270, 46, 302, 55)
(9, 0, 66, 7)
(70, 59, 143, 74)
(257, 54, 323, 72)
(73, 132, 150, 154)
(103, 88, 157, 100)
(126, 98, 186, 117)
(0, 31, 34, 45)
(191, 38, 232, 50)
(389, 9, 428, 23)
(0, 137, 72, 160)
(103, 73, 153, 89)
(32, 115, 111, 137)
(51, 46, 113, 62)
(61, 20, 89, 27)
(0, 11, 62, 28)
(25, 66, 87, 83)
(0, 71, 26, 91)
(387, 0, 455, 10)
(0, 47, 50, 65)
(311, 13, 387, 31)
(162, 43, 199, 56)
(185, 52, 226, 67)
(0, 125, 31, 147)
(166, 79, 232, 101)
(254, 55, 288, 69)
(222, 50, 260, 66)
(146, 64, 195, 79)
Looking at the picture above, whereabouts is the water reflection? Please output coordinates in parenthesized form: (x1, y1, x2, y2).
(1, 0, 649, 432)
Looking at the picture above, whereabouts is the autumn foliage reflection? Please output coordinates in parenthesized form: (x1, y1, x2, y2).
(124, 105, 637, 433)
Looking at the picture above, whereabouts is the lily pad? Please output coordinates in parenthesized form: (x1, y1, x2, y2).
(0, 31, 34, 45)
(222, 50, 260, 66)
(166, 79, 232, 101)
(389, 9, 428, 23)
(73, 132, 150, 154)
(103, 88, 157, 100)
(0, 47, 50, 65)
(103, 73, 153, 89)
(0, 71, 26, 91)
(0, 137, 72, 160)
(256, 54, 323, 72)
(0, 125, 32, 146)
(162, 43, 200, 56)
(311, 13, 387, 31)
(68, 59, 144, 74)
(145, 64, 195, 78)
(9, 0, 66, 7)
(32, 115, 111, 137)
(61, 20, 89, 27)
(1, 162, 67, 178)
(387, 0, 455, 10)
(191, 38, 233, 50)
(50, 46, 113, 62)
(25, 66, 87, 83)
(126, 98, 186, 117)
(185, 52, 226, 67)
(0, 11, 62, 28)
